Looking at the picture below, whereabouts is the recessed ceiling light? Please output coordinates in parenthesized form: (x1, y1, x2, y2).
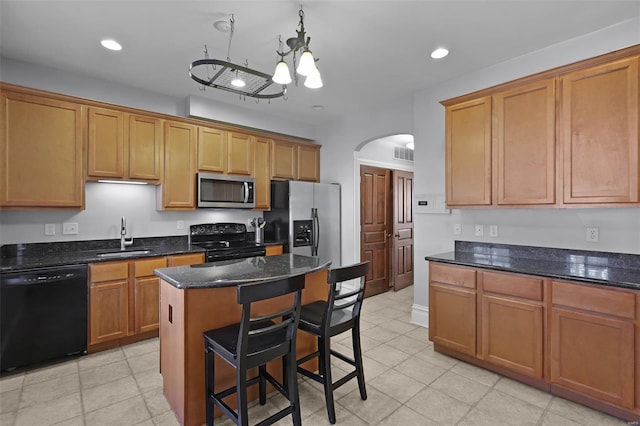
(231, 78, 246, 88)
(311, 105, 324, 110)
(101, 39, 122, 51)
(430, 47, 449, 59)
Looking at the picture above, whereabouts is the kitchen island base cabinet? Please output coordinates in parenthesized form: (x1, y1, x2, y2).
(159, 268, 328, 426)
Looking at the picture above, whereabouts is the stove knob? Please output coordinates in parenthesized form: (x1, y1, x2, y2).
(199, 225, 207, 234)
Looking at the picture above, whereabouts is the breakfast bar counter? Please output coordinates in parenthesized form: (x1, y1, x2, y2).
(154, 254, 331, 426)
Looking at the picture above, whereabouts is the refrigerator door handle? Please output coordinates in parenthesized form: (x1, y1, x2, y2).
(312, 207, 320, 256)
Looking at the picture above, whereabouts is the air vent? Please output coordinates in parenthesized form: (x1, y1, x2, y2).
(393, 146, 414, 161)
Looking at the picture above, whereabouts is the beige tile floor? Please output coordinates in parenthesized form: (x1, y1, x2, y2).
(0, 286, 631, 426)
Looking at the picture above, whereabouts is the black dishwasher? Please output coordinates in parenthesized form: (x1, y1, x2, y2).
(1, 265, 88, 371)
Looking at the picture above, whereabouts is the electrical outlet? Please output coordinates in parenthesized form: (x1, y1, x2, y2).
(453, 224, 461, 235)
(489, 225, 498, 237)
(586, 227, 599, 243)
(45, 223, 56, 236)
(62, 222, 78, 235)
(177, 220, 184, 230)
(474, 225, 484, 237)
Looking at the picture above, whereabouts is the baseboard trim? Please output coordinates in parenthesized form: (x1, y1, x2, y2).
(411, 304, 428, 328)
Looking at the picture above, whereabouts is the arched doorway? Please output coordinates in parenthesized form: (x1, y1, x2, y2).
(354, 134, 415, 297)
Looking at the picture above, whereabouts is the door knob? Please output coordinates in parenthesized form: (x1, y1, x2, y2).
(395, 233, 400, 238)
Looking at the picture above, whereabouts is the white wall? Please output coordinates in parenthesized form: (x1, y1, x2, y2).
(315, 95, 414, 267)
(411, 17, 640, 326)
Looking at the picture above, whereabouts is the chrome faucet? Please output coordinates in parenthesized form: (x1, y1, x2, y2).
(120, 216, 134, 250)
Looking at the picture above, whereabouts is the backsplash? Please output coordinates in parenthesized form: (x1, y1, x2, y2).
(0, 182, 262, 245)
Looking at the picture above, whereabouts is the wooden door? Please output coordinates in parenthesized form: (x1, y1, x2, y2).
(360, 165, 392, 297)
(161, 121, 197, 210)
(87, 106, 125, 178)
(227, 131, 253, 176)
(445, 97, 492, 206)
(392, 170, 413, 291)
(197, 126, 227, 172)
(271, 139, 297, 180)
(1, 91, 85, 208)
(254, 137, 271, 210)
(561, 56, 639, 204)
(494, 79, 555, 205)
(297, 144, 320, 182)
(128, 114, 162, 181)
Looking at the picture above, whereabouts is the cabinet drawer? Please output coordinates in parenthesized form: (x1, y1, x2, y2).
(552, 280, 635, 320)
(430, 263, 476, 289)
(90, 262, 128, 283)
(482, 271, 543, 301)
(134, 257, 167, 277)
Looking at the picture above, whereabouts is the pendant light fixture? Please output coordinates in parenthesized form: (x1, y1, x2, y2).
(272, 6, 322, 89)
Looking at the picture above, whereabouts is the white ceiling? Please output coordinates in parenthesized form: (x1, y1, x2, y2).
(1, 1, 638, 125)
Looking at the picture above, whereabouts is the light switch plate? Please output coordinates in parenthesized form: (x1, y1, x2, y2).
(177, 220, 184, 230)
(45, 223, 56, 236)
(453, 224, 461, 235)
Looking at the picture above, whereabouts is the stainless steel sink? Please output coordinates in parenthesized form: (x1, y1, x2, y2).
(96, 250, 151, 258)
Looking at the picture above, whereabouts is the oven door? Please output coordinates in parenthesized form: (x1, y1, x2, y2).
(198, 173, 255, 209)
(206, 247, 266, 263)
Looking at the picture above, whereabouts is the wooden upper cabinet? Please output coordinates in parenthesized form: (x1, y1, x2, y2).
(297, 143, 320, 182)
(254, 137, 271, 210)
(87, 107, 161, 182)
(445, 97, 492, 206)
(159, 120, 197, 210)
(227, 131, 254, 176)
(128, 114, 162, 181)
(560, 56, 639, 204)
(494, 79, 556, 205)
(87, 107, 125, 178)
(197, 126, 227, 173)
(271, 139, 297, 180)
(0, 90, 85, 209)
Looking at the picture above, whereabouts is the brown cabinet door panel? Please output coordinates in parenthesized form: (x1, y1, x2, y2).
(135, 277, 160, 334)
(271, 139, 297, 180)
(297, 144, 320, 182)
(128, 114, 162, 181)
(227, 131, 253, 176)
(197, 126, 227, 173)
(429, 282, 476, 356)
(445, 97, 492, 206)
(561, 57, 639, 203)
(481, 295, 543, 378)
(495, 79, 555, 205)
(254, 137, 271, 210)
(87, 107, 125, 178)
(1, 91, 84, 208)
(161, 121, 197, 209)
(167, 253, 204, 267)
(550, 307, 634, 408)
(89, 281, 128, 345)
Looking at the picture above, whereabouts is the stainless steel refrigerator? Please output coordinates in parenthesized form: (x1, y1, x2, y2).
(264, 181, 341, 267)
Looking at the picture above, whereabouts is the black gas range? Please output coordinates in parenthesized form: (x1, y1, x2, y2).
(189, 223, 266, 263)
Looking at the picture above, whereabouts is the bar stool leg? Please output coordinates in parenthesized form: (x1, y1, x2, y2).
(205, 347, 215, 426)
(319, 336, 336, 424)
(237, 366, 249, 426)
(258, 365, 267, 405)
(286, 351, 302, 426)
(352, 324, 367, 400)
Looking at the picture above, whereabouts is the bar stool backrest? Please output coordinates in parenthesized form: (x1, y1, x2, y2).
(323, 261, 370, 337)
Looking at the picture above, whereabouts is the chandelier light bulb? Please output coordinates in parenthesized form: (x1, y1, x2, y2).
(304, 68, 323, 89)
(297, 49, 317, 76)
(272, 60, 292, 85)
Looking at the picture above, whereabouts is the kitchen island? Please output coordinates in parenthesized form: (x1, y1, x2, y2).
(154, 254, 331, 426)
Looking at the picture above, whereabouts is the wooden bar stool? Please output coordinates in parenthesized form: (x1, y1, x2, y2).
(296, 261, 370, 424)
(203, 274, 306, 426)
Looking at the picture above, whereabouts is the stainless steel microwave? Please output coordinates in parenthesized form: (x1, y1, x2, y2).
(197, 173, 255, 209)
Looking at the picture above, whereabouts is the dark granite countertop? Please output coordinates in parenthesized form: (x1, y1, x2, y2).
(154, 253, 331, 289)
(425, 241, 640, 290)
(0, 236, 204, 272)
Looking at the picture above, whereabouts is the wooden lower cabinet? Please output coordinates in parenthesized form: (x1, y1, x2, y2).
(550, 280, 635, 409)
(428, 263, 477, 356)
(429, 261, 640, 421)
(480, 271, 544, 378)
(167, 253, 204, 267)
(89, 256, 176, 350)
(89, 261, 130, 346)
